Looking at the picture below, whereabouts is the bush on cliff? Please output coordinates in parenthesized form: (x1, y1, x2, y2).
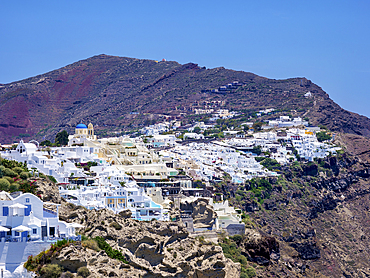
(77, 266, 90, 278)
(94, 236, 128, 263)
(3, 168, 17, 178)
(220, 237, 256, 278)
(12, 166, 24, 174)
(0, 178, 10, 191)
(25, 239, 74, 274)
(316, 131, 331, 142)
(0, 157, 37, 194)
(40, 264, 62, 278)
(82, 238, 100, 251)
(20, 171, 30, 180)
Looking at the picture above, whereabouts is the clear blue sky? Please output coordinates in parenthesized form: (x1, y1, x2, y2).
(1, 1, 369, 116)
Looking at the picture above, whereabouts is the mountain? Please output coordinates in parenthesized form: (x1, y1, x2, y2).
(0, 54, 369, 143)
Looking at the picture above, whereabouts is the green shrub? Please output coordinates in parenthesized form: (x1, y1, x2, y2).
(77, 266, 90, 278)
(241, 273, 248, 278)
(254, 157, 265, 162)
(24, 254, 38, 272)
(40, 264, 62, 278)
(4, 176, 13, 184)
(55, 130, 69, 146)
(47, 175, 57, 183)
(9, 183, 19, 192)
(40, 140, 52, 147)
(109, 221, 122, 230)
(12, 167, 24, 174)
(245, 266, 256, 277)
(260, 158, 280, 171)
(0, 178, 10, 191)
(316, 131, 331, 142)
(82, 239, 100, 251)
(53, 238, 73, 248)
(251, 146, 262, 155)
(3, 168, 17, 177)
(94, 236, 128, 263)
(1, 159, 25, 169)
(220, 237, 253, 276)
(20, 172, 30, 180)
(60, 271, 74, 278)
(230, 234, 243, 245)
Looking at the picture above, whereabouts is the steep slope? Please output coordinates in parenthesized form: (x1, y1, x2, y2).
(209, 135, 370, 278)
(0, 54, 369, 143)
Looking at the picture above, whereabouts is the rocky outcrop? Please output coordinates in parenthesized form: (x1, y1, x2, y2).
(308, 193, 339, 219)
(290, 241, 321, 260)
(34, 178, 61, 203)
(52, 244, 144, 277)
(302, 163, 319, 176)
(179, 198, 217, 230)
(240, 229, 280, 266)
(244, 200, 259, 212)
(263, 199, 277, 211)
(55, 204, 240, 278)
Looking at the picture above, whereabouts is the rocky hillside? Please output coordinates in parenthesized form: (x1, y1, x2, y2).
(16, 132, 370, 277)
(1, 54, 370, 143)
(28, 204, 239, 278)
(208, 134, 370, 278)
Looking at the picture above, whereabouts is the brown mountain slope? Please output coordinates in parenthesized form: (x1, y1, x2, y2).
(0, 54, 369, 143)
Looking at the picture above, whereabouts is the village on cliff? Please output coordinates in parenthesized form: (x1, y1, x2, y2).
(0, 108, 340, 247)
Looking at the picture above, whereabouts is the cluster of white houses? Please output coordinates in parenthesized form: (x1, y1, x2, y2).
(160, 143, 278, 184)
(223, 128, 340, 162)
(1, 124, 241, 228)
(0, 122, 340, 238)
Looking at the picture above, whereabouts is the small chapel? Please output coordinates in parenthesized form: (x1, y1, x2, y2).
(68, 123, 97, 146)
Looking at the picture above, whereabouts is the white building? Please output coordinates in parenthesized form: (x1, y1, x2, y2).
(68, 123, 97, 146)
(183, 133, 204, 140)
(60, 183, 168, 221)
(213, 200, 242, 230)
(146, 134, 177, 148)
(0, 192, 78, 242)
(268, 116, 309, 128)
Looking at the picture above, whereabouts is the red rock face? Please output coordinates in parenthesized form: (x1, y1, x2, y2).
(0, 54, 369, 143)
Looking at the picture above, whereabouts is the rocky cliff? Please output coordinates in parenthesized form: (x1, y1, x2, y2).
(55, 205, 240, 278)
(210, 135, 370, 277)
(179, 197, 217, 230)
(22, 134, 370, 277)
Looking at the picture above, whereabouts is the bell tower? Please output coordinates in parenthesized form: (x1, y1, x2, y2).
(88, 123, 94, 138)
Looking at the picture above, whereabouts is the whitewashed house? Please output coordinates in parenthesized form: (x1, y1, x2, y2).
(0, 192, 78, 242)
(60, 183, 169, 221)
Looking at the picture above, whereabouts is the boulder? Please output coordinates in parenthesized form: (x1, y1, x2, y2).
(241, 229, 280, 265)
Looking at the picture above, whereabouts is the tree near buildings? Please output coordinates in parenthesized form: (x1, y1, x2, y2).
(316, 131, 331, 142)
(40, 140, 52, 147)
(55, 130, 69, 146)
(193, 127, 201, 134)
(252, 122, 263, 132)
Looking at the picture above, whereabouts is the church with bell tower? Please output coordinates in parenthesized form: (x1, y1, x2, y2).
(68, 123, 97, 146)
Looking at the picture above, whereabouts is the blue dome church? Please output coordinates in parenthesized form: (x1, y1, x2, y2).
(68, 123, 97, 146)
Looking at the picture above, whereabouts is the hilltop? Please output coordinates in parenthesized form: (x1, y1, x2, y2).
(0, 54, 370, 143)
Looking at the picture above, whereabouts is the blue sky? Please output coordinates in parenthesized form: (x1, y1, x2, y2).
(1, 1, 369, 116)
